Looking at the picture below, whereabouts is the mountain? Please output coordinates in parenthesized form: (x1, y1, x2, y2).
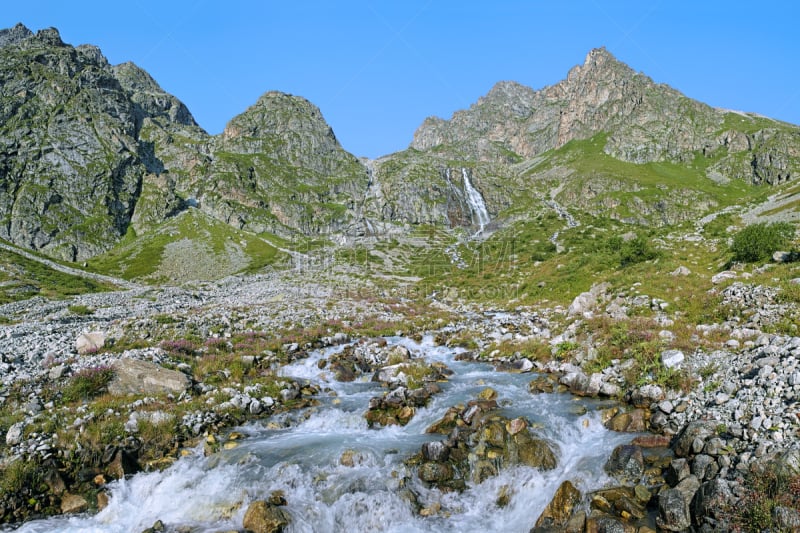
(1, 25, 798, 266)
(374, 47, 800, 227)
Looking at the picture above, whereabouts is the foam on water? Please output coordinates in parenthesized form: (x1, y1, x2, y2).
(15, 336, 635, 533)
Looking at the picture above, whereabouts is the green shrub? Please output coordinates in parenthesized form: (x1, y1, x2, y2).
(730, 222, 795, 263)
(62, 366, 114, 403)
(67, 304, 94, 316)
(618, 235, 660, 267)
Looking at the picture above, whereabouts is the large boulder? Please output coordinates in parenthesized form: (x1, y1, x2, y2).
(243, 500, 291, 533)
(535, 480, 582, 529)
(76, 331, 106, 355)
(108, 358, 190, 396)
(604, 445, 644, 483)
(656, 488, 691, 532)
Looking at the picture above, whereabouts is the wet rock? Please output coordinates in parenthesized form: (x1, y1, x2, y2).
(605, 445, 644, 483)
(534, 480, 581, 529)
(243, 500, 291, 533)
(106, 449, 141, 479)
(418, 462, 454, 483)
(604, 409, 647, 432)
(656, 489, 691, 532)
(108, 358, 190, 396)
(478, 387, 497, 401)
(422, 440, 449, 462)
(528, 375, 558, 394)
(60, 493, 88, 514)
(664, 458, 690, 487)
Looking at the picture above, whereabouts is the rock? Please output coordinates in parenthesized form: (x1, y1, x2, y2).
(773, 250, 795, 263)
(773, 506, 800, 530)
(506, 417, 527, 436)
(418, 462, 454, 483)
(660, 349, 685, 369)
(670, 266, 691, 276)
(711, 271, 737, 284)
(242, 500, 291, 533)
(656, 489, 691, 531)
(692, 479, 732, 524)
(421, 441, 449, 462)
(515, 432, 557, 470)
(76, 331, 105, 355)
(605, 409, 647, 432)
(478, 387, 497, 400)
(60, 493, 89, 514)
(5, 421, 25, 445)
(664, 458, 690, 486)
(108, 358, 191, 396)
(673, 421, 717, 458)
(535, 480, 582, 529)
(106, 449, 141, 479)
(605, 445, 644, 483)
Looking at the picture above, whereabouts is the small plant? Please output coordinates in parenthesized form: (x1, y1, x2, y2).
(730, 222, 795, 263)
(160, 339, 198, 356)
(61, 366, 114, 403)
(67, 304, 94, 316)
(731, 461, 800, 531)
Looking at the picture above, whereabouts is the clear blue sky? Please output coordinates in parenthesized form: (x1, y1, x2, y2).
(3, 1, 799, 158)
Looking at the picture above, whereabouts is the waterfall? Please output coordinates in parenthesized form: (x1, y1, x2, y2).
(461, 168, 490, 233)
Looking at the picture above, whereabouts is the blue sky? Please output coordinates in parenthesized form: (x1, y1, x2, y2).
(3, 1, 799, 158)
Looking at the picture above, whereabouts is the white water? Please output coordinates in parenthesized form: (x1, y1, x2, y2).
(14, 337, 634, 533)
(461, 169, 490, 234)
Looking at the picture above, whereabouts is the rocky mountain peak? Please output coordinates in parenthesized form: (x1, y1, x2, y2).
(0, 23, 33, 48)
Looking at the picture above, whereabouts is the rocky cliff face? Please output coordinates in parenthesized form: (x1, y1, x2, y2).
(0, 24, 203, 260)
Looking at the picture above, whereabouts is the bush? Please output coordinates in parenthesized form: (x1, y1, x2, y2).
(608, 234, 660, 267)
(730, 222, 795, 263)
(67, 304, 94, 316)
(62, 366, 114, 403)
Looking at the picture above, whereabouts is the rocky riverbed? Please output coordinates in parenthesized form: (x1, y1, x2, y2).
(1, 266, 799, 531)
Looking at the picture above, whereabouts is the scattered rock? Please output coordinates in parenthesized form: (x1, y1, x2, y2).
(242, 500, 291, 533)
(75, 331, 105, 355)
(108, 358, 191, 396)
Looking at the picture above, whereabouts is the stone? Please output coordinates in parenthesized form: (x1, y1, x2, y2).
(106, 449, 141, 479)
(773, 506, 800, 530)
(108, 358, 191, 396)
(505, 417, 527, 436)
(60, 493, 89, 514)
(478, 387, 497, 401)
(711, 271, 737, 284)
(5, 421, 25, 445)
(656, 488, 691, 531)
(660, 349, 685, 369)
(421, 441, 449, 462)
(692, 479, 732, 523)
(670, 266, 691, 276)
(673, 421, 716, 458)
(605, 445, 644, 483)
(418, 462, 454, 483)
(242, 500, 291, 533)
(535, 480, 582, 529)
(76, 331, 105, 355)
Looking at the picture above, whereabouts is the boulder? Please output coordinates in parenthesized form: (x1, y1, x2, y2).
(672, 421, 717, 458)
(660, 349, 685, 369)
(108, 358, 191, 396)
(5, 421, 25, 445)
(76, 331, 105, 355)
(243, 500, 291, 533)
(535, 480, 582, 529)
(692, 478, 733, 525)
(656, 488, 691, 531)
(605, 445, 644, 483)
(60, 493, 89, 514)
(670, 266, 691, 276)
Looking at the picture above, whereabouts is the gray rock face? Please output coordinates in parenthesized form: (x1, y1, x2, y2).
(410, 47, 799, 186)
(108, 358, 190, 396)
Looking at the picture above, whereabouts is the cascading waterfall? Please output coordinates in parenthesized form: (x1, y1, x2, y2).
(15, 337, 633, 533)
(461, 168, 490, 234)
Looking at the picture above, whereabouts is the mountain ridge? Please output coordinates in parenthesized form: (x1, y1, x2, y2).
(0, 24, 798, 264)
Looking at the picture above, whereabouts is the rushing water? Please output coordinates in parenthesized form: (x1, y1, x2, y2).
(15, 337, 633, 533)
(461, 169, 490, 234)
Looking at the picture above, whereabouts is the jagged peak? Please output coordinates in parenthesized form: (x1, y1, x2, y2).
(34, 27, 64, 47)
(0, 23, 33, 48)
